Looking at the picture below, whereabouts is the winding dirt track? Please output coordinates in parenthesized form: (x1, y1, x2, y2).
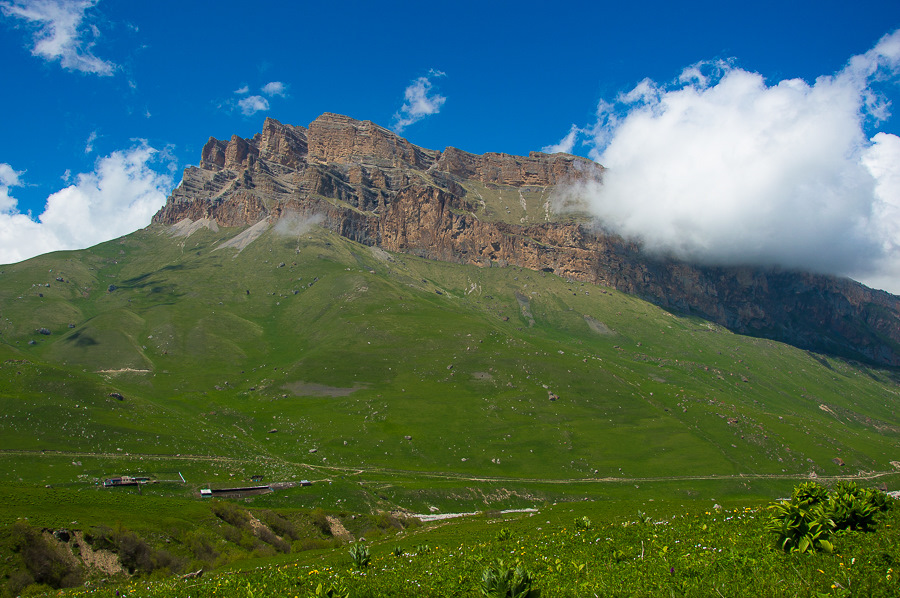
(3, 449, 896, 486)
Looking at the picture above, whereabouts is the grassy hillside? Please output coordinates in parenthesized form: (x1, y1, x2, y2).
(1, 222, 899, 503)
(1, 221, 899, 594)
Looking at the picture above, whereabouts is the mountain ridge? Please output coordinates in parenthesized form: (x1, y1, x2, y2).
(152, 113, 900, 366)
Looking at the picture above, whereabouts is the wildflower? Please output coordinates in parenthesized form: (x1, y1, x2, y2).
(670, 567, 675, 575)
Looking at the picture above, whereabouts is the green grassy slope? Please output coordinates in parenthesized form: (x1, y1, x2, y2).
(0, 223, 898, 507)
(54, 497, 900, 598)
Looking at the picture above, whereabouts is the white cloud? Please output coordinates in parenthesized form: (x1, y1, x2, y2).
(542, 124, 579, 154)
(0, 144, 173, 265)
(561, 29, 900, 294)
(392, 70, 446, 133)
(0, 0, 115, 75)
(0, 163, 24, 212)
(238, 95, 269, 116)
(84, 130, 97, 153)
(234, 85, 249, 95)
(261, 81, 286, 97)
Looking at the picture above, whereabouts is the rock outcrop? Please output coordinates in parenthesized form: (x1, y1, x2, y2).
(152, 113, 900, 366)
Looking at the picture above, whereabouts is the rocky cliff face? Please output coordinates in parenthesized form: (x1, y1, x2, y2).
(152, 113, 900, 366)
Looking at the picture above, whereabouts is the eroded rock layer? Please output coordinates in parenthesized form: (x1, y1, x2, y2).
(152, 113, 900, 366)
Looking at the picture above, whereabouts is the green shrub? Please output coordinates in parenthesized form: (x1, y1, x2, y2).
(310, 508, 332, 536)
(114, 527, 153, 573)
(574, 516, 592, 531)
(496, 527, 513, 541)
(348, 543, 370, 569)
(181, 529, 219, 563)
(791, 481, 829, 506)
(9, 522, 83, 590)
(480, 560, 540, 598)
(210, 500, 250, 529)
(767, 482, 894, 553)
(259, 509, 300, 541)
(254, 524, 291, 553)
(827, 482, 881, 532)
(766, 499, 834, 553)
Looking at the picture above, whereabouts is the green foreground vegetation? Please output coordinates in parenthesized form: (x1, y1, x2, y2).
(15, 483, 896, 598)
(0, 222, 899, 594)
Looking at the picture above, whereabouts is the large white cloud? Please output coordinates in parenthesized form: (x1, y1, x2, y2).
(0, 0, 115, 75)
(392, 70, 446, 133)
(0, 143, 173, 265)
(555, 30, 900, 294)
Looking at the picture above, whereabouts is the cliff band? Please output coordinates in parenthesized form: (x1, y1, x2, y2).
(152, 113, 900, 366)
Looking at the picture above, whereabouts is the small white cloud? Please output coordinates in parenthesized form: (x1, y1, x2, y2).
(234, 85, 250, 95)
(84, 130, 97, 154)
(0, 163, 24, 212)
(392, 69, 446, 133)
(566, 28, 900, 294)
(261, 81, 286, 97)
(0, 0, 115, 75)
(542, 124, 579, 154)
(0, 144, 174, 265)
(238, 95, 269, 116)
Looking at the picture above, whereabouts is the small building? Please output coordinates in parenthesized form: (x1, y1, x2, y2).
(200, 488, 212, 497)
(299, 480, 312, 486)
(103, 476, 150, 487)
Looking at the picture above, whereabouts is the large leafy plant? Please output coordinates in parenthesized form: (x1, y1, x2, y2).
(767, 481, 893, 553)
(480, 560, 541, 598)
(348, 543, 370, 570)
(827, 481, 884, 532)
(766, 499, 835, 553)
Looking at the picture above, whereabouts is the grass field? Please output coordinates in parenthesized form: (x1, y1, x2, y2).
(46, 493, 900, 597)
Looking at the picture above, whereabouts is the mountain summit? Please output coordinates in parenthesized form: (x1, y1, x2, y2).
(153, 113, 900, 366)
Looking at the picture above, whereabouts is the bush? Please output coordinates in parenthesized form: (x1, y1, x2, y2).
(311, 508, 332, 536)
(115, 528, 154, 573)
(210, 500, 250, 529)
(791, 481, 829, 506)
(256, 525, 290, 553)
(826, 482, 885, 532)
(480, 560, 540, 598)
(9, 522, 83, 590)
(259, 510, 300, 541)
(181, 529, 220, 563)
(348, 543, 370, 569)
(574, 516, 592, 531)
(767, 482, 894, 553)
(766, 500, 834, 553)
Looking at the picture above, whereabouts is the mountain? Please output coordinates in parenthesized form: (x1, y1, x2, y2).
(152, 113, 900, 366)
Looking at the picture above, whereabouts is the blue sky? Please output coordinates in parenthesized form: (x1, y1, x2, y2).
(2, 0, 900, 291)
